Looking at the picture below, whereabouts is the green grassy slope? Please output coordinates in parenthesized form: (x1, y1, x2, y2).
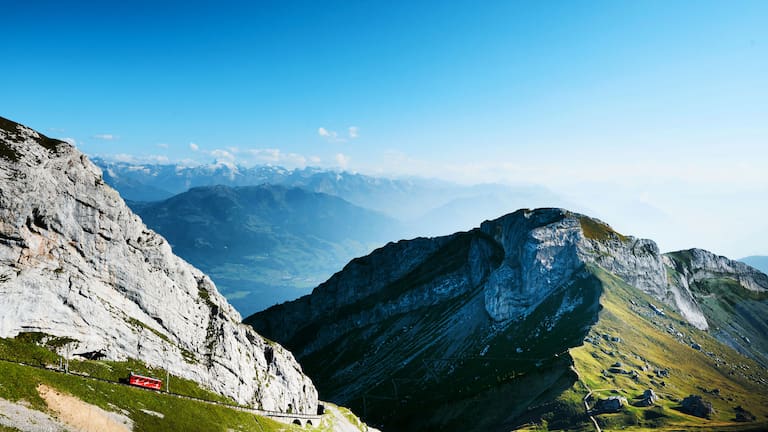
(0, 334, 369, 432)
(666, 251, 768, 368)
(564, 267, 768, 432)
(0, 332, 230, 403)
(0, 361, 292, 432)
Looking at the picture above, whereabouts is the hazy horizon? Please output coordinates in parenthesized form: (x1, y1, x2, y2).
(3, 0, 766, 259)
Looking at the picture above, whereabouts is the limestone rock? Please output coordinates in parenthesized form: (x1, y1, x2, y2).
(639, 389, 658, 406)
(0, 117, 317, 413)
(594, 396, 627, 413)
(681, 394, 714, 418)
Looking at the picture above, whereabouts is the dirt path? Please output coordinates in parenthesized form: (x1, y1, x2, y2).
(571, 366, 601, 432)
(0, 396, 73, 432)
(37, 384, 133, 432)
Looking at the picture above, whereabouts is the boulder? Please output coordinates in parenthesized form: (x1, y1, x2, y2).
(734, 405, 756, 422)
(595, 396, 627, 413)
(680, 395, 714, 419)
(639, 389, 657, 406)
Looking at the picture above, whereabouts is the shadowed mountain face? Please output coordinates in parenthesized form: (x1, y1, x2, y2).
(249, 209, 603, 430)
(129, 184, 403, 314)
(247, 208, 768, 431)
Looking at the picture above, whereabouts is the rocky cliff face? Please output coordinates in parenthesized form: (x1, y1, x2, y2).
(251, 208, 601, 430)
(0, 117, 317, 413)
(666, 248, 768, 293)
(247, 207, 768, 430)
(664, 248, 768, 366)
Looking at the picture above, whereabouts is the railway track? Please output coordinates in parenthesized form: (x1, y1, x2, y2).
(0, 358, 321, 425)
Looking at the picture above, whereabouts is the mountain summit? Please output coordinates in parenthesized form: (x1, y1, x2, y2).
(0, 116, 317, 412)
(248, 208, 768, 431)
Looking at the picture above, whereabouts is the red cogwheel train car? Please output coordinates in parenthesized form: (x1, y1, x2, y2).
(128, 372, 163, 390)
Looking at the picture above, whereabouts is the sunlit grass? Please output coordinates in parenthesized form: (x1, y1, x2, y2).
(566, 266, 768, 431)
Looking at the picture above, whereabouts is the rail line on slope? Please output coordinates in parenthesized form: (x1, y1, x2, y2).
(0, 357, 321, 424)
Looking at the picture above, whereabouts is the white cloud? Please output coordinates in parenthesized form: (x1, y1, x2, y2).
(156, 143, 169, 149)
(189, 142, 199, 151)
(111, 153, 137, 163)
(93, 134, 117, 140)
(248, 148, 281, 162)
(61, 137, 77, 146)
(146, 154, 170, 164)
(335, 153, 350, 169)
(210, 149, 235, 162)
(244, 148, 308, 169)
(318, 126, 355, 143)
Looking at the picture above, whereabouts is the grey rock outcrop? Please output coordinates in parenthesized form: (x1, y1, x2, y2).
(575, 224, 709, 329)
(478, 210, 583, 321)
(639, 389, 658, 406)
(478, 209, 767, 331)
(0, 117, 317, 413)
(665, 248, 768, 294)
(680, 394, 714, 418)
(594, 396, 627, 413)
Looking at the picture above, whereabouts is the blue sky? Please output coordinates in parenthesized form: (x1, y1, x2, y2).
(2, 1, 767, 258)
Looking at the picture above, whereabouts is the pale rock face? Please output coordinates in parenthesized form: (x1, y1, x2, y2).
(475, 208, 765, 332)
(575, 233, 711, 329)
(0, 118, 317, 413)
(579, 237, 668, 297)
(574, 228, 713, 330)
(480, 211, 583, 321)
(677, 248, 768, 293)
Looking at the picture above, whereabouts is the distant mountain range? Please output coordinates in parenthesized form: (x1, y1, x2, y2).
(129, 184, 402, 314)
(94, 158, 572, 238)
(97, 159, 574, 314)
(741, 255, 768, 275)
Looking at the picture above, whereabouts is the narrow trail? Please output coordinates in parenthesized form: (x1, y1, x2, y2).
(571, 366, 601, 432)
(0, 358, 321, 425)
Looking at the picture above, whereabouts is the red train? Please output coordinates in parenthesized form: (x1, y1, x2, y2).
(128, 372, 163, 390)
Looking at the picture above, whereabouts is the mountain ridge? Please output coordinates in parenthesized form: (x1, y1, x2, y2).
(94, 158, 571, 238)
(248, 208, 768, 430)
